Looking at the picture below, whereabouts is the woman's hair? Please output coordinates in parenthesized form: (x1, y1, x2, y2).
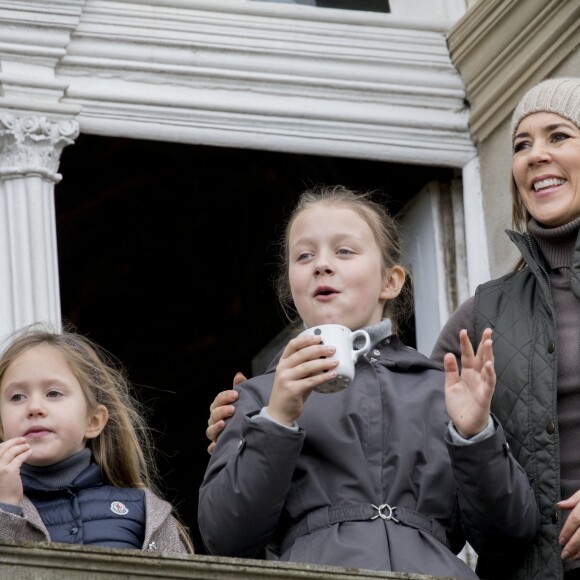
(0, 324, 193, 552)
(274, 185, 413, 334)
(510, 177, 530, 233)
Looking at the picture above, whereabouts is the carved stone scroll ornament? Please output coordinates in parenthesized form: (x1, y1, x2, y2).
(0, 114, 79, 183)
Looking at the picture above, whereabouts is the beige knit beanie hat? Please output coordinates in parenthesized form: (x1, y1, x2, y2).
(511, 77, 580, 141)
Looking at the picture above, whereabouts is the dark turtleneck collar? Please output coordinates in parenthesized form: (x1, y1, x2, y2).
(20, 447, 93, 490)
(527, 217, 580, 269)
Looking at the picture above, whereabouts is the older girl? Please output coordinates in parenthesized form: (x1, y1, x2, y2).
(198, 186, 538, 577)
(0, 326, 192, 553)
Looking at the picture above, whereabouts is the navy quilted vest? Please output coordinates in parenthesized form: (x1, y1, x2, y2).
(22, 463, 146, 549)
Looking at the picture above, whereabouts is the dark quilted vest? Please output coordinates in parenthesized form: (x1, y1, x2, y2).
(22, 463, 146, 549)
(474, 230, 561, 580)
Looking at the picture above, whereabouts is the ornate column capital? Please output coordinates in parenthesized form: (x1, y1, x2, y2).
(0, 113, 79, 183)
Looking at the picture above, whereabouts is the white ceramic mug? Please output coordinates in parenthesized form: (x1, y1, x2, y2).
(298, 324, 372, 393)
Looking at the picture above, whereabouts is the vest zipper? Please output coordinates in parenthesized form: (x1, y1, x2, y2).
(525, 232, 551, 289)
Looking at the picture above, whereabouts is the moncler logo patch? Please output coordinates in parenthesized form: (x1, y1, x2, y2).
(110, 501, 129, 516)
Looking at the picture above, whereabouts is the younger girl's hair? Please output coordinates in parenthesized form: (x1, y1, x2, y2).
(0, 323, 193, 552)
(275, 185, 413, 334)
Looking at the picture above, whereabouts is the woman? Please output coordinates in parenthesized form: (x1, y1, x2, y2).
(206, 77, 580, 579)
(432, 77, 580, 580)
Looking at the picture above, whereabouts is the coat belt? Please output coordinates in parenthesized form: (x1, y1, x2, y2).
(281, 503, 448, 554)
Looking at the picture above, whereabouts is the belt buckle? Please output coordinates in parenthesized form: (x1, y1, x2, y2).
(371, 503, 399, 523)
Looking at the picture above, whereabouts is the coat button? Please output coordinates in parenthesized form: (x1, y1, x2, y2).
(548, 340, 556, 353)
(70, 527, 79, 535)
(546, 421, 555, 434)
(503, 442, 511, 455)
(552, 511, 559, 524)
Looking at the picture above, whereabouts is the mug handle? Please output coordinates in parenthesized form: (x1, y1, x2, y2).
(351, 329, 371, 361)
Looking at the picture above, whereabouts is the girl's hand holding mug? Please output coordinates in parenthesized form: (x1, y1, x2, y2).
(0, 437, 32, 505)
(298, 325, 371, 393)
(267, 334, 339, 427)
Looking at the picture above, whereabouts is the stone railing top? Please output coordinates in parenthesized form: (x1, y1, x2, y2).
(0, 540, 461, 580)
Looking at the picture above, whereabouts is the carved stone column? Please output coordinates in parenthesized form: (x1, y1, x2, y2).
(0, 113, 79, 345)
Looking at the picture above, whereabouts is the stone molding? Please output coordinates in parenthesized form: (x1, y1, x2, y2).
(0, 0, 85, 107)
(447, 0, 580, 143)
(0, 0, 476, 167)
(0, 113, 79, 181)
(0, 540, 459, 579)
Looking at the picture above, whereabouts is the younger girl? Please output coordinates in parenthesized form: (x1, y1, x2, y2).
(0, 326, 192, 553)
(199, 186, 539, 577)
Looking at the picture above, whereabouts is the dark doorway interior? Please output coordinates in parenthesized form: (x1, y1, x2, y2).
(55, 134, 454, 552)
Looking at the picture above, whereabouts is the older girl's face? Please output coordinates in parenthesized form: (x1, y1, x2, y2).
(288, 205, 403, 331)
(512, 112, 580, 227)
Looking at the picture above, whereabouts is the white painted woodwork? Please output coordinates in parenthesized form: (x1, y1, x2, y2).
(390, 0, 467, 22)
(0, 114, 78, 346)
(401, 179, 469, 356)
(0, 0, 478, 343)
(462, 156, 491, 296)
(0, 0, 475, 166)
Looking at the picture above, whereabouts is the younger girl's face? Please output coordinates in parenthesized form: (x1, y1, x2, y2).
(288, 204, 402, 330)
(0, 344, 105, 466)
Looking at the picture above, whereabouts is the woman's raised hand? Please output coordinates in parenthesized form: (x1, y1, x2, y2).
(267, 334, 338, 426)
(444, 328, 495, 438)
(0, 437, 31, 505)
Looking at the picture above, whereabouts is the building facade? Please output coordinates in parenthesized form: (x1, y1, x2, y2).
(0, 0, 578, 560)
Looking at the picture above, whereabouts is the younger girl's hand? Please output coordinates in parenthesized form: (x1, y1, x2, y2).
(444, 328, 495, 438)
(0, 437, 32, 505)
(267, 334, 338, 426)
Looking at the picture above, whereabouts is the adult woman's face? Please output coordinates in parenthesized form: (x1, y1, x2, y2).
(512, 112, 580, 227)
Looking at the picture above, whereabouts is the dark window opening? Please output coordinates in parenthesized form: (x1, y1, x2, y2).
(254, 0, 390, 13)
(56, 135, 452, 551)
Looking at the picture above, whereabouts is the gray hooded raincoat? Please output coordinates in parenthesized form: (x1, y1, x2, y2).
(199, 331, 539, 577)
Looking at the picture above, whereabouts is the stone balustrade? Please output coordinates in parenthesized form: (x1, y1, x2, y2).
(0, 541, 460, 580)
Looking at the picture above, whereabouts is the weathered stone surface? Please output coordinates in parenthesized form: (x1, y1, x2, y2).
(0, 541, 460, 580)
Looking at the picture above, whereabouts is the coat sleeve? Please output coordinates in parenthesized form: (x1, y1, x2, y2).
(0, 501, 49, 543)
(198, 381, 305, 558)
(446, 418, 540, 557)
(431, 296, 476, 364)
(143, 489, 191, 554)
(148, 514, 190, 554)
